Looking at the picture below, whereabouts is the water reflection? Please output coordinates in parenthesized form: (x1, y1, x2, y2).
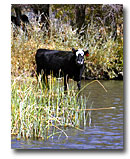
(11, 80, 123, 149)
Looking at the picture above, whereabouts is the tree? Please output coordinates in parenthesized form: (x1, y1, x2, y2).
(75, 4, 86, 36)
(11, 4, 22, 26)
(102, 4, 123, 40)
(30, 4, 49, 23)
(11, 4, 50, 28)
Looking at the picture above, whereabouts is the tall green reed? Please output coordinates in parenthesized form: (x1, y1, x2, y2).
(11, 74, 92, 140)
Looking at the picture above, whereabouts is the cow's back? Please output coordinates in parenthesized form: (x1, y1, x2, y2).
(36, 49, 75, 75)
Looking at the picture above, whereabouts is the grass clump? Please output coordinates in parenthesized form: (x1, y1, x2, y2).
(11, 75, 92, 140)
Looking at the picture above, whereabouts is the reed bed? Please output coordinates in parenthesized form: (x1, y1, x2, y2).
(11, 74, 93, 140)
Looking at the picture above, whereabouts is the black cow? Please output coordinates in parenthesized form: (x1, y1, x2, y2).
(35, 48, 89, 91)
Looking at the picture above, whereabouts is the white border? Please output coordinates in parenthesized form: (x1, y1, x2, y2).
(0, 0, 129, 159)
(10, 0, 125, 4)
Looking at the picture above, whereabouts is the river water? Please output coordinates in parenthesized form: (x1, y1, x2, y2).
(11, 80, 123, 149)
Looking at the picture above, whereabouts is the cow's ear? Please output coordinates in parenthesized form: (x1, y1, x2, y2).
(72, 48, 76, 53)
(84, 50, 89, 57)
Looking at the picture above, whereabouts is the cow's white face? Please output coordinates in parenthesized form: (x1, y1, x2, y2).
(76, 49, 84, 57)
(72, 48, 89, 66)
(75, 49, 85, 65)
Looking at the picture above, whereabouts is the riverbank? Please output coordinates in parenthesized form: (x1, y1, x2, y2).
(11, 18, 123, 81)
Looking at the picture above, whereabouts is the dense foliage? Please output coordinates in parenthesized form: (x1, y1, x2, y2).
(11, 4, 123, 79)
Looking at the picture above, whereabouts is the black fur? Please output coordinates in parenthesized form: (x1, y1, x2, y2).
(35, 48, 89, 91)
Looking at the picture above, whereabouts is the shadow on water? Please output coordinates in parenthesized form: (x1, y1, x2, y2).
(11, 80, 124, 150)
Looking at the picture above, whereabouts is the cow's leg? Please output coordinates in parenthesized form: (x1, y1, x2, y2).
(77, 81, 81, 90)
(64, 74, 68, 91)
(64, 75, 67, 91)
